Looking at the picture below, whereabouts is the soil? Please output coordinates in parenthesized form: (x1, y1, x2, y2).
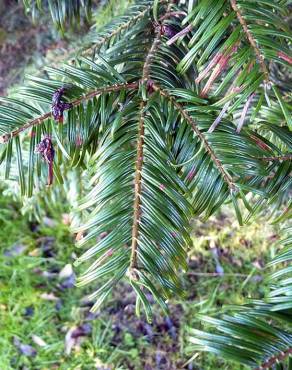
(0, 0, 67, 94)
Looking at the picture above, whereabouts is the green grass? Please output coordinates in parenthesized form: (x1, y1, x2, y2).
(0, 194, 121, 369)
(0, 191, 278, 370)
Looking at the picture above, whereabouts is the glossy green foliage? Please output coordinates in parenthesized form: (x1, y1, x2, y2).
(0, 0, 291, 352)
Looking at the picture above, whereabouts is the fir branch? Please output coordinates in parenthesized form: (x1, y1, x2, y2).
(142, 31, 162, 82)
(82, 5, 151, 58)
(70, 82, 138, 107)
(257, 154, 292, 161)
(0, 82, 139, 144)
(230, 0, 269, 82)
(33, 5, 152, 71)
(0, 112, 52, 144)
(129, 1, 176, 277)
(142, 0, 175, 82)
(255, 347, 292, 370)
(2, 0, 292, 335)
(129, 101, 146, 279)
(128, 12, 166, 277)
(153, 85, 236, 191)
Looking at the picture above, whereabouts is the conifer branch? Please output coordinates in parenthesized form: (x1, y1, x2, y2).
(142, 31, 162, 82)
(258, 154, 292, 161)
(255, 347, 292, 370)
(0, 82, 139, 144)
(128, 14, 166, 278)
(142, 0, 176, 82)
(0, 112, 52, 144)
(82, 6, 151, 58)
(153, 85, 236, 191)
(2, 0, 291, 337)
(129, 101, 146, 278)
(230, 0, 269, 82)
(71, 82, 138, 107)
(31, 5, 152, 77)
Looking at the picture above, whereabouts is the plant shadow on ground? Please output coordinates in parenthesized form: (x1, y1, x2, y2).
(0, 191, 279, 370)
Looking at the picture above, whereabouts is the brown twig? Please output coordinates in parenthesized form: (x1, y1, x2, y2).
(142, 0, 177, 82)
(129, 101, 146, 278)
(153, 85, 236, 191)
(81, 6, 151, 58)
(39, 6, 151, 71)
(0, 82, 139, 144)
(128, 9, 170, 278)
(129, 2, 178, 279)
(230, 0, 269, 82)
(257, 154, 292, 161)
(142, 30, 162, 82)
(255, 347, 292, 370)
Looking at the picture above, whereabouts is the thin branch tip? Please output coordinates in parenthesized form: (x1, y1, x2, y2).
(258, 154, 292, 162)
(230, 0, 269, 82)
(153, 84, 236, 191)
(129, 101, 146, 272)
(255, 347, 292, 370)
(0, 82, 139, 143)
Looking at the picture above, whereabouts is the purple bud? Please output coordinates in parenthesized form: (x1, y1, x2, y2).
(146, 79, 155, 94)
(52, 87, 65, 105)
(162, 25, 176, 38)
(51, 87, 72, 122)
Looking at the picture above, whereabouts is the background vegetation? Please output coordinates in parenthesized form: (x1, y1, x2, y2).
(0, 187, 280, 370)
